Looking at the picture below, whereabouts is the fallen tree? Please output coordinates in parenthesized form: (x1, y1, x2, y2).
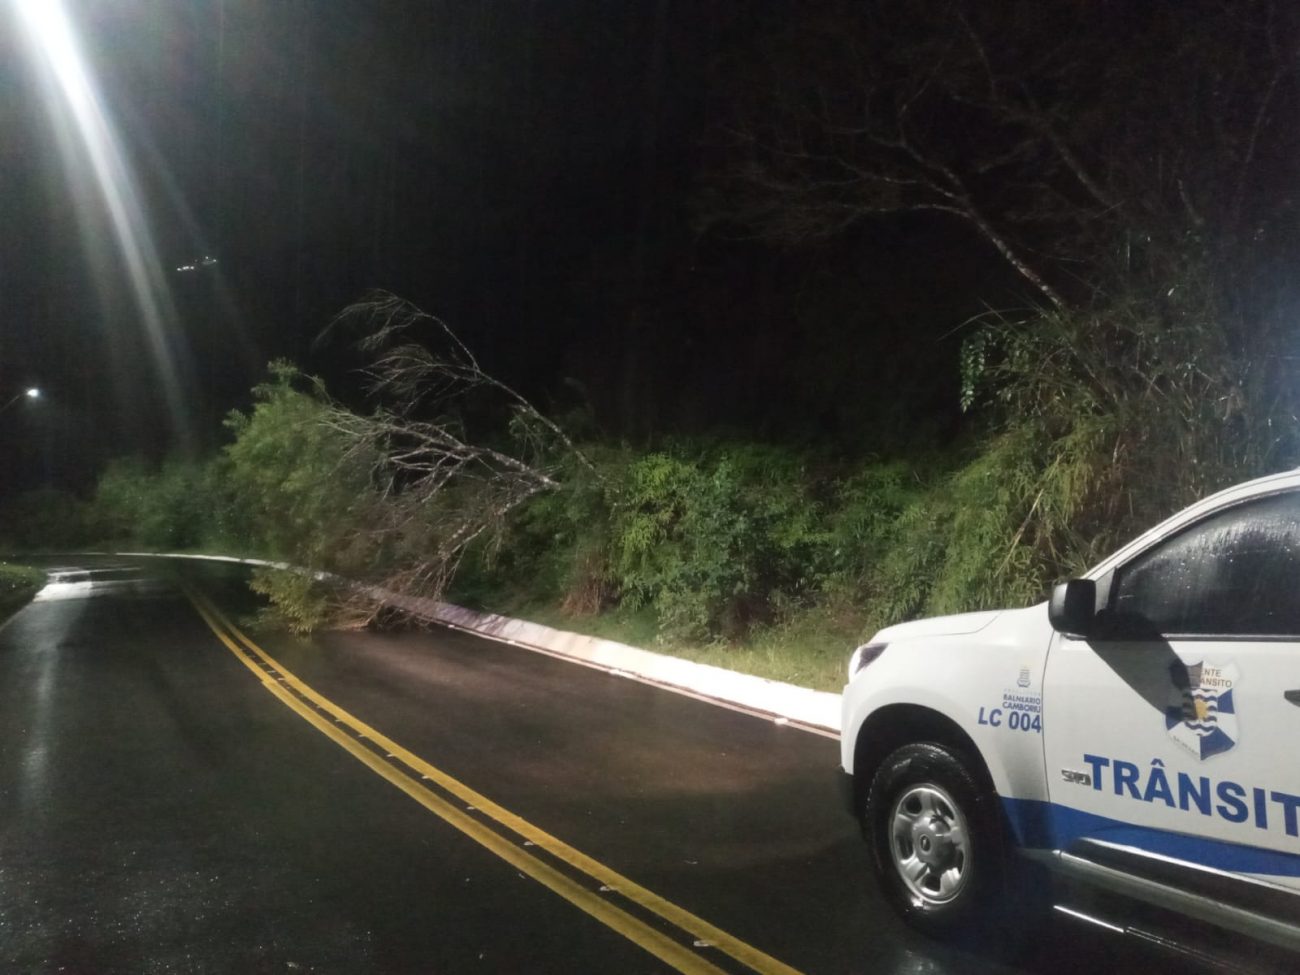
(226, 293, 598, 631)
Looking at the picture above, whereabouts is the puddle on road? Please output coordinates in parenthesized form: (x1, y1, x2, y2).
(34, 566, 172, 602)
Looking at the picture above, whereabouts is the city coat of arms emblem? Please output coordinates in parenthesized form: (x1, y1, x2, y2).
(1166, 661, 1239, 760)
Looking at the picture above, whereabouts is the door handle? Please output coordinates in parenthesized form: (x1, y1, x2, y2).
(1287, 690, 1300, 706)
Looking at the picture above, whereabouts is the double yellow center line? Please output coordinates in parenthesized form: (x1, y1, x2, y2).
(186, 588, 805, 975)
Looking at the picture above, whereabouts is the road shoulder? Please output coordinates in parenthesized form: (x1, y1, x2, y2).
(118, 552, 842, 736)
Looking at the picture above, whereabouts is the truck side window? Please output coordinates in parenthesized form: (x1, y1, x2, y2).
(1110, 491, 1300, 638)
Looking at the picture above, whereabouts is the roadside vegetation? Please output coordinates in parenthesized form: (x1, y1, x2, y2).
(1, 2, 1297, 691)
(0, 287, 1291, 691)
(0, 563, 46, 626)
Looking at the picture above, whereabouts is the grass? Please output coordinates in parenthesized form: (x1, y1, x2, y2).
(458, 588, 863, 692)
(0, 562, 46, 626)
(68, 544, 863, 693)
(670, 607, 861, 692)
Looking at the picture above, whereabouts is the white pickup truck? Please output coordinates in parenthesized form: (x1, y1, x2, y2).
(839, 469, 1300, 958)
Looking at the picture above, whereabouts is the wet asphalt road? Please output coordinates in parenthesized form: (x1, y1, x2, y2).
(0, 557, 1224, 974)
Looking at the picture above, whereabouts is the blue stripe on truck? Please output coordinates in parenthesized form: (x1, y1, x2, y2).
(1001, 797, 1300, 877)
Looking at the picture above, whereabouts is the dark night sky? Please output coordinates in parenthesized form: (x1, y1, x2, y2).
(0, 1, 1011, 494)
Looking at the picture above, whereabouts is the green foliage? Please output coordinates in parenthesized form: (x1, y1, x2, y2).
(69, 364, 385, 630)
(607, 446, 828, 640)
(821, 459, 928, 586)
(523, 446, 621, 614)
(450, 443, 625, 614)
(498, 444, 826, 641)
(71, 275, 1300, 677)
(865, 430, 1047, 627)
(222, 362, 381, 572)
(0, 489, 92, 551)
(0, 562, 45, 624)
(213, 363, 395, 630)
(91, 456, 235, 550)
(246, 567, 339, 635)
(865, 287, 1300, 630)
(457, 440, 933, 644)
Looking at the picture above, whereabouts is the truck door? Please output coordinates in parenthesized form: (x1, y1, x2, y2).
(1042, 489, 1300, 900)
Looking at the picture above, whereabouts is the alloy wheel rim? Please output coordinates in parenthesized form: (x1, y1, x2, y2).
(887, 783, 971, 906)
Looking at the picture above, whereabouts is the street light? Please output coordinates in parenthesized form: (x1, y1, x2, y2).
(0, 387, 41, 415)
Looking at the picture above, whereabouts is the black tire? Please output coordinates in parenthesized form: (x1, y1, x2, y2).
(864, 742, 1006, 937)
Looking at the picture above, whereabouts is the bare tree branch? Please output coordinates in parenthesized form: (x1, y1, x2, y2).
(306, 294, 597, 609)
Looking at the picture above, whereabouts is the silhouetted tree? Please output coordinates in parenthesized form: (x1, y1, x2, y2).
(702, 0, 1300, 309)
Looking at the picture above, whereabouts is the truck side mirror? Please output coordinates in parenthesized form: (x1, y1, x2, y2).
(1048, 579, 1097, 637)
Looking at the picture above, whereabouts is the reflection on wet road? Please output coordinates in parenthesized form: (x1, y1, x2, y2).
(0, 557, 1230, 973)
(33, 563, 172, 601)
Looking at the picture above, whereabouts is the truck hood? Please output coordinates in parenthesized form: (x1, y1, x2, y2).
(871, 609, 1004, 643)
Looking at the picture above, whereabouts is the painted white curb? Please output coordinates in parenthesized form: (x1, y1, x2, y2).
(119, 551, 843, 736)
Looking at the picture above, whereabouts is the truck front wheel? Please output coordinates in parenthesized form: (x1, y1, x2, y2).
(864, 742, 1005, 936)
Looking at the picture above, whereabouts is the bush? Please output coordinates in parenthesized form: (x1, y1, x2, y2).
(245, 566, 364, 635)
(0, 488, 92, 551)
(0, 562, 45, 622)
(863, 287, 1300, 631)
(821, 458, 929, 588)
(605, 444, 830, 641)
(91, 456, 233, 550)
(222, 362, 382, 572)
(448, 444, 623, 614)
(456, 441, 933, 643)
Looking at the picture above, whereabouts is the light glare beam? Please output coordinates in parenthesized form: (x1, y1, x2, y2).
(12, 0, 193, 446)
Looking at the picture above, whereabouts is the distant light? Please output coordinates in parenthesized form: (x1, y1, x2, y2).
(175, 256, 217, 274)
(25, 387, 40, 399)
